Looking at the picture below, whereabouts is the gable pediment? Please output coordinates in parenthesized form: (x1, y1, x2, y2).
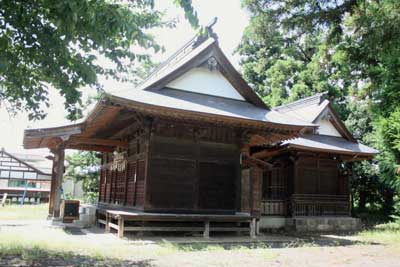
(314, 107, 350, 139)
(140, 37, 266, 108)
(166, 66, 246, 101)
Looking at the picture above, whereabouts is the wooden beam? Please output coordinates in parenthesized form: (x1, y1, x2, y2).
(69, 137, 128, 148)
(244, 155, 273, 169)
(252, 146, 288, 159)
(67, 144, 115, 153)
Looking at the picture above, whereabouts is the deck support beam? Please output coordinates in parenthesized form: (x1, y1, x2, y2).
(105, 213, 110, 233)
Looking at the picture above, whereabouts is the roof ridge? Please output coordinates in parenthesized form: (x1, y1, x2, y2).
(137, 19, 219, 90)
(274, 91, 328, 111)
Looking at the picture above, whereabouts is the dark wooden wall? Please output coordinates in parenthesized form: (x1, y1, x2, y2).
(145, 120, 241, 214)
(98, 133, 147, 209)
(294, 154, 341, 195)
(261, 152, 350, 216)
(99, 119, 242, 214)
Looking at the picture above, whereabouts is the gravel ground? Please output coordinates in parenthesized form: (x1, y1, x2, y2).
(1, 220, 399, 267)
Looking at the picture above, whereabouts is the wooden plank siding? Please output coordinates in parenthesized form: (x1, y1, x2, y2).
(98, 119, 243, 214)
(260, 152, 351, 217)
(145, 133, 240, 214)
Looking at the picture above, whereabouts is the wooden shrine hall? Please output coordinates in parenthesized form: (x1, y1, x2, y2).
(23, 30, 377, 236)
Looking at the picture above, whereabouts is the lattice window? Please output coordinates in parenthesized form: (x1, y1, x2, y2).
(263, 167, 288, 201)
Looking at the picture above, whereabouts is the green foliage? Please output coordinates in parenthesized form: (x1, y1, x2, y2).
(237, 2, 352, 113)
(174, 0, 200, 30)
(65, 151, 100, 203)
(0, 0, 198, 120)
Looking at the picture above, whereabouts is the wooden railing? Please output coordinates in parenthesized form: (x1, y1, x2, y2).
(261, 200, 289, 216)
(291, 194, 350, 217)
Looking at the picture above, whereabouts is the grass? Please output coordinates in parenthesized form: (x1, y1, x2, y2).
(5, 205, 400, 266)
(348, 220, 400, 251)
(0, 228, 279, 266)
(0, 244, 153, 267)
(0, 217, 278, 265)
(356, 226, 400, 245)
(0, 203, 48, 220)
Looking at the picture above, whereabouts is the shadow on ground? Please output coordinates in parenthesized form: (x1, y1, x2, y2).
(167, 235, 373, 251)
(0, 247, 154, 267)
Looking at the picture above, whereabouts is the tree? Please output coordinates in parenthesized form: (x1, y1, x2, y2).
(0, 0, 199, 120)
(64, 151, 100, 203)
(237, 1, 352, 112)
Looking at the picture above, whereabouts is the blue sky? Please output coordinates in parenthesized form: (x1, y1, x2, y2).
(0, 0, 250, 153)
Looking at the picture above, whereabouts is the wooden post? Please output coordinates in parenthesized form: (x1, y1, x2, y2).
(250, 166, 263, 218)
(53, 146, 65, 218)
(118, 216, 125, 238)
(203, 221, 210, 238)
(250, 218, 256, 238)
(105, 213, 110, 233)
(256, 219, 260, 235)
(48, 154, 56, 216)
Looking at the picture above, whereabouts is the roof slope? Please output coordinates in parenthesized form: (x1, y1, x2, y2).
(274, 92, 355, 141)
(133, 36, 266, 108)
(111, 88, 312, 127)
(283, 135, 378, 156)
(1, 149, 51, 175)
(23, 33, 317, 151)
(272, 92, 377, 156)
(274, 92, 329, 123)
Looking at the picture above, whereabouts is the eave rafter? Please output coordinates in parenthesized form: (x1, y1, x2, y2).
(68, 136, 128, 149)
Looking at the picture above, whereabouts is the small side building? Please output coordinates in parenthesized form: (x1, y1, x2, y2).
(255, 93, 378, 231)
(0, 148, 51, 203)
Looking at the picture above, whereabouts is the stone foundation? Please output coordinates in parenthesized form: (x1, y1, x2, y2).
(293, 217, 361, 232)
(259, 216, 291, 230)
(260, 216, 361, 232)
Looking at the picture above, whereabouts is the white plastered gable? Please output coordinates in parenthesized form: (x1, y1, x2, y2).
(166, 66, 246, 101)
(314, 108, 342, 137)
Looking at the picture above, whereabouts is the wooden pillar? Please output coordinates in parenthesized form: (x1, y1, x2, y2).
(250, 166, 263, 218)
(48, 155, 57, 216)
(53, 145, 65, 218)
(250, 218, 256, 238)
(143, 120, 154, 211)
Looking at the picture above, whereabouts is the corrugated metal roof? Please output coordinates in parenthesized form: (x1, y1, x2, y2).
(284, 135, 378, 155)
(273, 92, 329, 123)
(112, 88, 315, 127)
(137, 37, 216, 91)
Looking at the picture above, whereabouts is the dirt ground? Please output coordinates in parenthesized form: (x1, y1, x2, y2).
(1, 219, 400, 267)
